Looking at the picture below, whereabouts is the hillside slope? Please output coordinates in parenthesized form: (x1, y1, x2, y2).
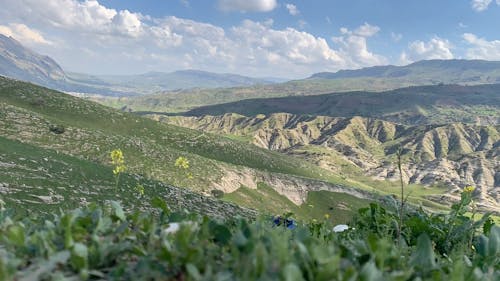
(183, 84, 500, 125)
(157, 113, 500, 211)
(0, 76, 396, 219)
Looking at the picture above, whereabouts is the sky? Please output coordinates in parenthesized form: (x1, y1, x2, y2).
(0, 0, 499, 78)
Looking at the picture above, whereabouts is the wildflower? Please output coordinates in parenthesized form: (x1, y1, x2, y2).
(135, 184, 145, 197)
(333, 224, 349, 233)
(324, 214, 330, 220)
(175, 156, 189, 169)
(463, 186, 475, 193)
(110, 149, 126, 190)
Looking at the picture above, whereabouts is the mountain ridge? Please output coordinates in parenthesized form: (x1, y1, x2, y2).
(0, 35, 277, 95)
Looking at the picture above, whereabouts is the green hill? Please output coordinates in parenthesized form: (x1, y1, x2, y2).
(157, 113, 499, 212)
(0, 76, 390, 221)
(183, 84, 500, 125)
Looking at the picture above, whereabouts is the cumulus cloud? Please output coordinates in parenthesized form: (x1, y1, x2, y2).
(399, 37, 454, 64)
(0, 0, 143, 37)
(286, 4, 300, 16)
(0, 23, 52, 45)
(0, 0, 390, 77)
(463, 33, 500, 60)
(471, 0, 492, 11)
(332, 24, 387, 67)
(353, 23, 380, 37)
(218, 0, 277, 12)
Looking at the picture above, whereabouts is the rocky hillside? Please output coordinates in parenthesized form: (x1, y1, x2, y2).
(157, 113, 500, 211)
(0, 34, 67, 88)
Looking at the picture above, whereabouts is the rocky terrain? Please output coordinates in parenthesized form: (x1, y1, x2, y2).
(157, 113, 500, 211)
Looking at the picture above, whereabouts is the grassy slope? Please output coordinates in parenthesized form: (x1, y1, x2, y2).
(0, 136, 255, 218)
(224, 182, 372, 224)
(0, 77, 379, 220)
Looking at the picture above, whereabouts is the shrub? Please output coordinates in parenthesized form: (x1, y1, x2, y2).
(211, 189, 224, 199)
(48, 124, 65, 134)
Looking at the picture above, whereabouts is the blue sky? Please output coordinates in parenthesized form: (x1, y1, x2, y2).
(1, 0, 499, 78)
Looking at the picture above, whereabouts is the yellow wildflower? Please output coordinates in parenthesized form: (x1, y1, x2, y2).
(463, 186, 475, 193)
(324, 214, 330, 219)
(110, 149, 124, 166)
(175, 156, 189, 170)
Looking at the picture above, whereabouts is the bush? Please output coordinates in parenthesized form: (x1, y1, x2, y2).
(0, 190, 497, 280)
(49, 124, 65, 134)
(210, 189, 224, 199)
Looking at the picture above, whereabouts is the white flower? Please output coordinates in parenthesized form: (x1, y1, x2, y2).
(164, 222, 180, 234)
(333, 224, 349, 233)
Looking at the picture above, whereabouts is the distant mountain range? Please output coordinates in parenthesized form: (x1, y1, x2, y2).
(310, 59, 500, 84)
(0, 34, 277, 95)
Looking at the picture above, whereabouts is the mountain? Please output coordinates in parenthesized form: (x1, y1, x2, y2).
(98, 59, 500, 114)
(0, 34, 67, 88)
(0, 35, 276, 96)
(310, 60, 500, 84)
(87, 70, 276, 92)
(155, 113, 500, 211)
(183, 84, 500, 125)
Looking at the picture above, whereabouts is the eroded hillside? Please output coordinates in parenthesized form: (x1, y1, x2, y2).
(157, 113, 500, 211)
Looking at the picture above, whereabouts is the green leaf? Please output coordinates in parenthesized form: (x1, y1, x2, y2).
(186, 263, 202, 281)
(487, 225, 499, 257)
(410, 233, 436, 271)
(17, 251, 70, 281)
(283, 263, 304, 281)
(360, 261, 384, 281)
(211, 224, 232, 245)
(151, 196, 170, 215)
(110, 201, 126, 221)
(6, 224, 25, 247)
(71, 243, 88, 271)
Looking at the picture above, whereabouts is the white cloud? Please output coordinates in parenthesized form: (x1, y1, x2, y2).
(218, 0, 277, 12)
(0, 0, 389, 77)
(0, 23, 52, 45)
(286, 3, 300, 16)
(0, 0, 143, 38)
(463, 33, 500, 60)
(471, 0, 492, 11)
(391, 32, 402, 42)
(399, 37, 454, 64)
(332, 24, 387, 67)
(353, 23, 380, 37)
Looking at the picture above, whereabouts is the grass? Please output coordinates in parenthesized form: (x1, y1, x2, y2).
(0, 136, 255, 218)
(224, 182, 372, 224)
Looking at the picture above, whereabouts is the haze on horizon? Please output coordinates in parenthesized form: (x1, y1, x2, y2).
(1, 0, 500, 78)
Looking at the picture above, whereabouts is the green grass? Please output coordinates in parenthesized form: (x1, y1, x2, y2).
(0, 136, 255, 218)
(224, 183, 371, 224)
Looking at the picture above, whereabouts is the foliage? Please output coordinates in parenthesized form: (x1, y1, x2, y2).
(210, 189, 224, 199)
(0, 190, 497, 280)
